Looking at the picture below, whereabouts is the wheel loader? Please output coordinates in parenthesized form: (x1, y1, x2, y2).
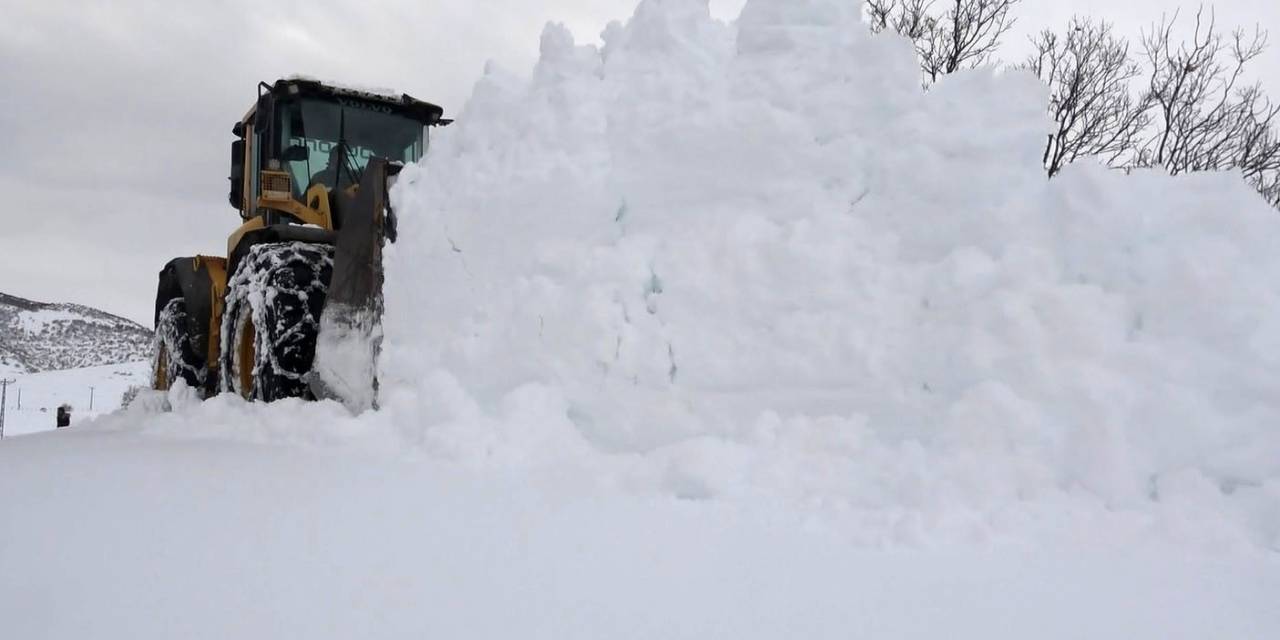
(151, 78, 447, 411)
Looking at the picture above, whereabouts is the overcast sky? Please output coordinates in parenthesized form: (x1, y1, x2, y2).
(1, 0, 1276, 325)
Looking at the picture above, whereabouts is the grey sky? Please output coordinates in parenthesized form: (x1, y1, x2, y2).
(0, 0, 1275, 325)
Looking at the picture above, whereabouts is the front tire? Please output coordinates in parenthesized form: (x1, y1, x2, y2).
(220, 242, 334, 401)
(152, 297, 205, 392)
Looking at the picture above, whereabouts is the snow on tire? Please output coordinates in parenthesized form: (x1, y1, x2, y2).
(220, 242, 334, 401)
(152, 297, 206, 393)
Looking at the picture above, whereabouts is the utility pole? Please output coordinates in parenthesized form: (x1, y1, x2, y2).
(0, 378, 14, 440)
(89, 386, 95, 411)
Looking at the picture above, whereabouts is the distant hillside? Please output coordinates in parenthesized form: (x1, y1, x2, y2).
(0, 292, 152, 373)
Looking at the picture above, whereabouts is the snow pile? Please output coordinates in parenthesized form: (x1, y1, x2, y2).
(374, 0, 1280, 549)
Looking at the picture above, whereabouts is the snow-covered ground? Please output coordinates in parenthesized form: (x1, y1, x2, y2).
(3, 423, 1277, 639)
(2, 0, 1278, 636)
(0, 361, 148, 437)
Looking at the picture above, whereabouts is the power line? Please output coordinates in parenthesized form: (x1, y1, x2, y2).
(0, 378, 14, 440)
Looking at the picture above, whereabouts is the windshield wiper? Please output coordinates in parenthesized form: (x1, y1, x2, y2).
(335, 109, 365, 189)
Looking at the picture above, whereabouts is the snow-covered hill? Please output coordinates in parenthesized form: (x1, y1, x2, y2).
(0, 292, 152, 373)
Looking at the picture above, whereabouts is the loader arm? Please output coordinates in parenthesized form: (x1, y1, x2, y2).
(307, 158, 398, 411)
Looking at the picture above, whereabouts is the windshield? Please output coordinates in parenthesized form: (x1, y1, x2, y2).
(278, 98, 424, 197)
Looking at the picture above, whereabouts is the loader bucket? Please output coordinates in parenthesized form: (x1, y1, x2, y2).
(308, 158, 398, 412)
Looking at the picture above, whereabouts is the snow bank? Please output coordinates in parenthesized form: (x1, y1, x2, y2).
(373, 0, 1280, 550)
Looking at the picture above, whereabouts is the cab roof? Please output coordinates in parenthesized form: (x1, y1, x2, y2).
(268, 77, 446, 125)
(238, 77, 447, 132)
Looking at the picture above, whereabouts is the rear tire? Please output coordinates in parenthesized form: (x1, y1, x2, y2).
(152, 298, 205, 392)
(220, 242, 334, 401)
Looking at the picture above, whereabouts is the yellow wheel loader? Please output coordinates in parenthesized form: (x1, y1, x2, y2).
(151, 78, 447, 411)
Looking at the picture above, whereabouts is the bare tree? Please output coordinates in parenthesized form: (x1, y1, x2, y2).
(1234, 92, 1280, 207)
(867, 0, 936, 42)
(867, 0, 1021, 82)
(1136, 7, 1280, 204)
(1026, 18, 1152, 177)
(869, 1, 1280, 206)
(1014, 7, 1279, 206)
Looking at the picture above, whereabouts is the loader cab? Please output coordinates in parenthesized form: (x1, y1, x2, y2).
(278, 99, 425, 198)
(228, 78, 447, 218)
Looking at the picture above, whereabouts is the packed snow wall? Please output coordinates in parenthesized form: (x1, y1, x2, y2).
(381, 0, 1273, 547)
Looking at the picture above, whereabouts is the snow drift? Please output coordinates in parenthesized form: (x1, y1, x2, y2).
(371, 0, 1279, 550)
